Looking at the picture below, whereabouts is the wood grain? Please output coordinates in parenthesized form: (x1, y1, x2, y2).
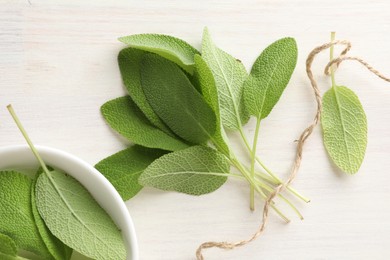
(1, 0, 390, 259)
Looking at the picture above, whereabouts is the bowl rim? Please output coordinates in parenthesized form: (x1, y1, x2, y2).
(0, 144, 139, 260)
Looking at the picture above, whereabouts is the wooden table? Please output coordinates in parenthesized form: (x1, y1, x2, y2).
(1, 0, 390, 259)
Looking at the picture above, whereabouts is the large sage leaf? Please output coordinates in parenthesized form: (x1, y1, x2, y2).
(35, 170, 126, 260)
(118, 34, 200, 74)
(0, 171, 51, 259)
(201, 27, 249, 130)
(140, 53, 217, 144)
(193, 54, 230, 155)
(243, 37, 297, 119)
(95, 146, 166, 200)
(321, 86, 367, 173)
(118, 47, 172, 134)
(31, 171, 72, 260)
(101, 96, 188, 151)
(139, 146, 229, 195)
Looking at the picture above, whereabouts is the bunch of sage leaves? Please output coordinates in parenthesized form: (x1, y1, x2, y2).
(96, 28, 310, 221)
(0, 106, 126, 260)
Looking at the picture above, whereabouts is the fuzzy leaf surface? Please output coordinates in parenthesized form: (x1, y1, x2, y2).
(118, 48, 171, 133)
(31, 171, 72, 260)
(0, 171, 51, 259)
(119, 34, 199, 74)
(140, 53, 217, 144)
(35, 170, 126, 260)
(193, 54, 229, 155)
(201, 28, 249, 129)
(139, 146, 229, 195)
(95, 146, 166, 200)
(243, 37, 297, 119)
(321, 86, 367, 173)
(101, 96, 188, 151)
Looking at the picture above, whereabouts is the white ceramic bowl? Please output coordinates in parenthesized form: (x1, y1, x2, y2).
(0, 145, 138, 260)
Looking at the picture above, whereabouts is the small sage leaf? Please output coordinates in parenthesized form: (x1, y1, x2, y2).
(193, 54, 230, 155)
(118, 48, 172, 134)
(31, 170, 72, 260)
(118, 34, 200, 74)
(139, 146, 229, 195)
(243, 37, 298, 119)
(201, 27, 249, 130)
(140, 53, 217, 144)
(95, 146, 166, 201)
(35, 170, 126, 260)
(101, 96, 189, 151)
(321, 86, 367, 173)
(0, 171, 51, 259)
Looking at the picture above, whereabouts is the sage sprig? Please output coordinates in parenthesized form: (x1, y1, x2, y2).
(98, 27, 309, 223)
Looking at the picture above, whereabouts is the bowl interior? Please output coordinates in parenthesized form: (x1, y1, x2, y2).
(0, 145, 138, 260)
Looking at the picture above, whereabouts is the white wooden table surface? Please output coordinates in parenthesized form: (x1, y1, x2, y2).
(1, 0, 390, 259)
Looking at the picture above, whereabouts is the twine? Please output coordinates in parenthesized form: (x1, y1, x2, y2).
(195, 39, 390, 260)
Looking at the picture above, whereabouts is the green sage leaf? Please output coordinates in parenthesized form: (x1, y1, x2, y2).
(243, 37, 297, 119)
(0, 170, 51, 259)
(193, 54, 229, 155)
(95, 146, 166, 200)
(321, 86, 367, 173)
(31, 171, 72, 260)
(118, 48, 172, 133)
(201, 27, 249, 130)
(101, 96, 189, 151)
(140, 53, 217, 144)
(139, 146, 229, 195)
(0, 233, 17, 257)
(118, 33, 200, 74)
(35, 170, 126, 260)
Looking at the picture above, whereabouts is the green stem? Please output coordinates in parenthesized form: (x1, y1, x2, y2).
(249, 118, 261, 211)
(7, 105, 51, 175)
(229, 156, 290, 222)
(330, 31, 336, 88)
(238, 125, 310, 203)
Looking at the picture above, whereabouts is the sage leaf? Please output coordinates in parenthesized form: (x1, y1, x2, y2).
(35, 170, 126, 260)
(140, 53, 217, 144)
(0, 233, 17, 257)
(139, 146, 229, 195)
(193, 54, 230, 155)
(321, 86, 367, 173)
(201, 27, 249, 130)
(243, 37, 298, 119)
(118, 33, 200, 74)
(101, 96, 189, 151)
(118, 48, 172, 134)
(0, 170, 51, 259)
(95, 146, 166, 200)
(32, 171, 72, 260)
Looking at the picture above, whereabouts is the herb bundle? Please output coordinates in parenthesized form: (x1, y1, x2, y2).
(97, 27, 310, 224)
(0, 106, 126, 260)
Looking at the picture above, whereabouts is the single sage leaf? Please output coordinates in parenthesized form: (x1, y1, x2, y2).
(118, 33, 200, 74)
(118, 47, 172, 134)
(0, 233, 17, 256)
(193, 54, 230, 155)
(201, 27, 249, 130)
(35, 170, 126, 260)
(139, 146, 229, 195)
(101, 96, 189, 151)
(243, 37, 298, 119)
(95, 146, 166, 201)
(140, 53, 217, 144)
(32, 170, 72, 260)
(0, 171, 51, 259)
(321, 86, 367, 173)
